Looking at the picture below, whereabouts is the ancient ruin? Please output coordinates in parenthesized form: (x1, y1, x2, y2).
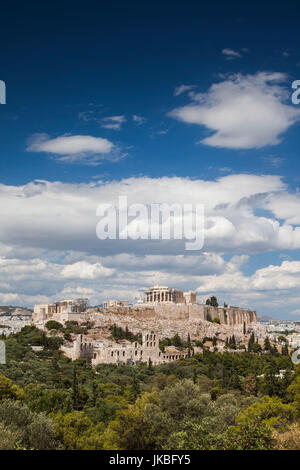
(103, 300, 129, 308)
(32, 285, 257, 367)
(32, 298, 88, 328)
(61, 331, 189, 366)
(144, 285, 197, 304)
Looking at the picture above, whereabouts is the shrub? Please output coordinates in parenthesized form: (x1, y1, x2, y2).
(45, 320, 63, 331)
(220, 420, 274, 450)
(0, 399, 60, 449)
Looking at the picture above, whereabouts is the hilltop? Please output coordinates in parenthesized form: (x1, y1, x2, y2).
(0, 306, 32, 317)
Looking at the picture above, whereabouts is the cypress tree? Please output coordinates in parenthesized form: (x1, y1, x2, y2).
(264, 336, 271, 351)
(72, 366, 79, 410)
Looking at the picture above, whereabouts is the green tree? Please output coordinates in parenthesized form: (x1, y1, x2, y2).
(172, 334, 182, 348)
(220, 420, 274, 450)
(288, 367, 300, 417)
(264, 336, 272, 351)
(244, 374, 257, 396)
(206, 296, 218, 307)
(45, 320, 63, 331)
(0, 374, 23, 402)
(72, 366, 80, 410)
(0, 421, 21, 449)
(102, 391, 159, 450)
(24, 384, 72, 414)
(54, 410, 103, 450)
(206, 312, 213, 322)
(251, 342, 262, 353)
(0, 399, 60, 449)
(248, 332, 255, 352)
(281, 343, 289, 355)
(236, 395, 295, 429)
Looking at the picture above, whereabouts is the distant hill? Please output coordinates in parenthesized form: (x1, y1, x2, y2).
(257, 315, 279, 322)
(0, 306, 33, 317)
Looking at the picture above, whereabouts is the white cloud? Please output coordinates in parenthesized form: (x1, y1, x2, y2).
(196, 260, 300, 293)
(133, 115, 146, 125)
(0, 293, 19, 304)
(0, 174, 300, 315)
(263, 192, 300, 225)
(0, 257, 58, 281)
(169, 72, 300, 149)
(192, 259, 300, 317)
(27, 134, 115, 165)
(263, 156, 285, 167)
(0, 173, 296, 257)
(78, 110, 98, 122)
(222, 48, 242, 59)
(102, 252, 226, 275)
(174, 85, 196, 96)
(61, 261, 114, 279)
(150, 129, 169, 137)
(101, 115, 126, 130)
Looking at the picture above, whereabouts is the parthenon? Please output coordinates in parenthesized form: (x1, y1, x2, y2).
(144, 285, 196, 304)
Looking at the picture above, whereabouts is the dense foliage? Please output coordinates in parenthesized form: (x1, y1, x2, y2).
(110, 324, 142, 344)
(0, 325, 299, 450)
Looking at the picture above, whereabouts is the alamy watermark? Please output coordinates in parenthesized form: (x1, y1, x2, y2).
(0, 80, 6, 104)
(0, 340, 6, 364)
(291, 80, 300, 105)
(292, 348, 300, 365)
(96, 196, 205, 250)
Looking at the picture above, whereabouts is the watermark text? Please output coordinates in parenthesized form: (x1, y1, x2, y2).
(0, 80, 6, 104)
(292, 80, 300, 105)
(96, 196, 205, 250)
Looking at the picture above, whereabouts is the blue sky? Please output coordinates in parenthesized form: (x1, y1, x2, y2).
(1, 1, 300, 318)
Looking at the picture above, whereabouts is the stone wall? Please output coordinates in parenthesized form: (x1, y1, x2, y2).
(151, 303, 189, 320)
(32, 311, 84, 329)
(61, 334, 94, 361)
(188, 304, 257, 325)
(100, 306, 157, 320)
(61, 332, 189, 366)
(98, 303, 256, 326)
(132, 303, 256, 325)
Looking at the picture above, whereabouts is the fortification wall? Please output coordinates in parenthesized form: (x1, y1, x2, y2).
(101, 306, 157, 320)
(96, 303, 256, 326)
(151, 303, 190, 320)
(188, 305, 256, 325)
(137, 303, 257, 325)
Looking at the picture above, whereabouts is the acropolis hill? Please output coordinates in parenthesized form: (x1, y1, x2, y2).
(33, 285, 257, 328)
(103, 286, 257, 326)
(31, 285, 257, 366)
